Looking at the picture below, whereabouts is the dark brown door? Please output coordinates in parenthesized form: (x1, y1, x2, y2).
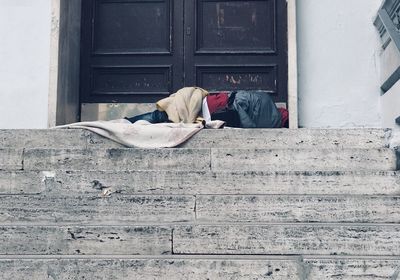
(80, 0, 184, 103)
(80, 0, 287, 105)
(184, 0, 287, 103)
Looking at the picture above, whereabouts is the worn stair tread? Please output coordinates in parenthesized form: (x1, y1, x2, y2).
(6, 147, 395, 172)
(0, 194, 400, 224)
(22, 148, 212, 171)
(2, 258, 400, 280)
(0, 258, 301, 280)
(0, 226, 172, 255)
(2, 224, 400, 256)
(179, 128, 392, 149)
(304, 258, 400, 279)
(211, 147, 397, 172)
(196, 195, 400, 223)
(0, 195, 195, 224)
(0, 128, 391, 149)
(173, 224, 400, 256)
(1, 170, 399, 195)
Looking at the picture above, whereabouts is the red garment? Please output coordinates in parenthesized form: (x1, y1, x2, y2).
(206, 92, 229, 114)
(278, 108, 289, 127)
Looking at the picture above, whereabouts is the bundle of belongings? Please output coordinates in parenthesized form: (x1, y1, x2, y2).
(125, 87, 289, 128)
(57, 87, 288, 148)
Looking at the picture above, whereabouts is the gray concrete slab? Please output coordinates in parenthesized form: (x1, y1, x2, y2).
(23, 148, 211, 171)
(0, 195, 195, 224)
(196, 195, 400, 223)
(0, 226, 172, 255)
(46, 170, 400, 195)
(173, 224, 400, 255)
(211, 148, 397, 172)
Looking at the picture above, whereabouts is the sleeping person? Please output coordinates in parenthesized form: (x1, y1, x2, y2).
(125, 87, 288, 128)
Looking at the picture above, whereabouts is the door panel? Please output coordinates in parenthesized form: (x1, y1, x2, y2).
(80, 0, 183, 104)
(93, 0, 172, 54)
(184, 0, 287, 103)
(196, 65, 277, 92)
(197, 0, 276, 53)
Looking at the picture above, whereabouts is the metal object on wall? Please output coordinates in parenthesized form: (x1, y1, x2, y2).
(81, 103, 156, 122)
(374, 0, 400, 94)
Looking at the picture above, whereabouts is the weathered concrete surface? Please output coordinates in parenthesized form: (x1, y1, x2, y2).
(211, 148, 397, 172)
(196, 195, 400, 223)
(2, 170, 399, 196)
(304, 258, 400, 280)
(2, 258, 400, 279)
(1, 128, 399, 278)
(0, 149, 22, 170)
(23, 148, 211, 171)
(0, 258, 302, 280)
(0, 128, 390, 149)
(0, 171, 46, 194)
(173, 225, 400, 255)
(0, 226, 171, 255)
(0, 129, 107, 149)
(0, 129, 97, 149)
(0, 195, 195, 224)
(180, 128, 391, 149)
(18, 147, 397, 172)
(49, 170, 400, 195)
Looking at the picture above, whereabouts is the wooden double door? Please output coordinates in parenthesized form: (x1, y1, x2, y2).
(80, 0, 288, 104)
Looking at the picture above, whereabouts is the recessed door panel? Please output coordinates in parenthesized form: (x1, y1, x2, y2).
(93, 0, 171, 54)
(196, 65, 277, 92)
(197, 0, 276, 53)
(185, 0, 287, 103)
(92, 66, 172, 95)
(80, 0, 183, 104)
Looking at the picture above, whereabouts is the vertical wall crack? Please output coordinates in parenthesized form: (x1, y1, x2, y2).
(194, 195, 197, 221)
(209, 148, 213, 171)
(21, 148, 25, 170)
(171, 228, 174, 254)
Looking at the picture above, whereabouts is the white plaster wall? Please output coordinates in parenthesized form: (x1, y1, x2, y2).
(297, 0, 383, 128)
(0, 0, 51, 128)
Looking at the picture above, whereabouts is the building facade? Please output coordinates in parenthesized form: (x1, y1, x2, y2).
(0, 0, 398, 129)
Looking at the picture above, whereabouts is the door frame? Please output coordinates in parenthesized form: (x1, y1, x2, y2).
(48, 0, 298, 128)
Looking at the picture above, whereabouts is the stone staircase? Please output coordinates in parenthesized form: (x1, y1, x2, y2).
(0, 128, 399, 279)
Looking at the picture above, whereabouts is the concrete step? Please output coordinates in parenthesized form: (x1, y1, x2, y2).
(0, 195, 195, 224)
(1, 147, 396, 172)
(173, 224, 400, 256)
(1, 257, 400, 280)
(0, 194, 399, 224)
(0, 258, 301, 280)
(0, 128, 399, 279)
(44, 170, 400, 196)
(0, 128, 392, 149)
(196, 195, 400, 223)
(2, 170, 399, 196)
(0, 226, 172, 255)
(2, 224, 400, 256)
(210, 147, 397, 172)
